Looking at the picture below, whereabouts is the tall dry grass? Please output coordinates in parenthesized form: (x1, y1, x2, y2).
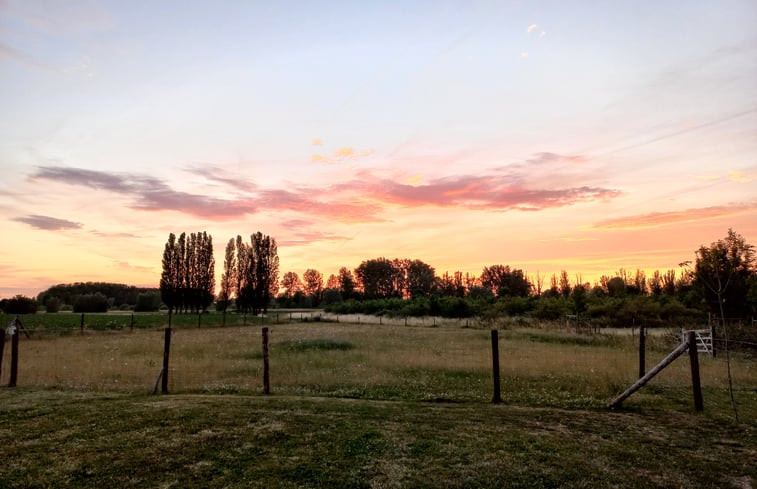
(2, 322, 754, 414)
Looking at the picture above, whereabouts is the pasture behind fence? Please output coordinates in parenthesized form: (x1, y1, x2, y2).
(1, 317, 754, 419)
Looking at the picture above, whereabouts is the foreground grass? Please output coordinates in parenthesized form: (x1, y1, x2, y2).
(0, 389, 754, 488)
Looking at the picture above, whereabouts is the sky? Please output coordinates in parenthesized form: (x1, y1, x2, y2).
(1, 0, 756, 299)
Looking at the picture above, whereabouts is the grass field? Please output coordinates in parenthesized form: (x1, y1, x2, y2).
(0, 320, 755, 487)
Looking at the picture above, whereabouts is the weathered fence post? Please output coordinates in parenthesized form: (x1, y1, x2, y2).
(687, 331, 704, 412)
(161, 327, 171, 394)
(262, 327, 270, 395)
(9, 318, 20, 387)
(80, 313, 85, 335)
(639, 325, 646, 378)
(198, 312, 201, 328)
(491, 330, 502, 404)
(131, 313, 135, 331)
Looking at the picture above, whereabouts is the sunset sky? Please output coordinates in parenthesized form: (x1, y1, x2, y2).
(1, 1, 756, 299)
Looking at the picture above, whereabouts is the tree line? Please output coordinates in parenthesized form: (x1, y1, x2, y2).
(281, 229, 757, 325)
(2, 228, 754, 326)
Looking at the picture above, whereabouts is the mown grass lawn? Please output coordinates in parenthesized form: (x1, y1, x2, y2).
(0, 389, 755, 488)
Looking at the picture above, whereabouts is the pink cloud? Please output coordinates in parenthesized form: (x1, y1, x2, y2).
(593, 203, 757, 230)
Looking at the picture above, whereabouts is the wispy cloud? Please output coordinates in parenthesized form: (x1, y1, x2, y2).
(526, 152, 587, 166)
(13, 214, 82, 230)
(278, 230, 352, 247)
(90, 230, 141, 238)
(356, 176, 619, 211)
(593, 203, 757, 230)
(29, 162, 620, 224)
(31, 166, 257, 219)
(729, 170, 754, 183)
(185, 165, 258, 193)
(311, 146, 374, 164)
(527, 24, 538, 33)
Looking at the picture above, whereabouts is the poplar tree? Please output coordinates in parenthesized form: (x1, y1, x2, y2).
(219, 237, 236, 324)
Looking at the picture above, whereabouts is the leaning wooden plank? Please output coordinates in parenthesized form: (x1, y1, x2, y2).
(609, 338, 690, 408)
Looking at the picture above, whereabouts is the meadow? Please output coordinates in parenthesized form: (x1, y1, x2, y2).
(0, 316, 755, 488)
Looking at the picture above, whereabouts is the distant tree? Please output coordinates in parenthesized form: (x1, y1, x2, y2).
(73, 292, 109, 313)
(219, 238, 236, 324)
(355, 258, 401, 299)
(235, 235, 251, 315)
(196, 232, 215, 312)
(135, 291, 161, 312)
(438, 271, 466, 298)
(160, 233, 180, 322)
(558, 270, 571, 298)
(481, 265, 531, 297)
(632, 269, 647, 295)
(649, 270, 663, 296)
(570, 284, 588, 315)
(401, 259, 436, 298)
(322, 288, 343, 306)
(249, 232, 279, 315)
(662, 269, 677, 296)
(467, 285, 494, 301)
(303, 269, 324, 303)
(606, 276, 626, 297)
(280, 272, 302, 299)
(0, 295, 39, 314)
(44, 296, 62, 313)
(326, 274, 339, 291)
(338, 267, 357, 299)
(38, 283, 156, 307)
(694, 228, 755, 318)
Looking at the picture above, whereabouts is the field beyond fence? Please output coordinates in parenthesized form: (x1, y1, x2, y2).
(0, 312, 754, 418)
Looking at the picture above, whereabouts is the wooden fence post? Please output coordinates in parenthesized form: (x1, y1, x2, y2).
(262, 327, 270, 395)
(9, 318, 19, 387)
(130, 313, 135, 332)
(491, 330, 502, 404)
(161, 328, 171, 394)
(80, 313, 84, 335)
(198, 312, 201, 328)
(687, 331, 704, 412)
(639, 325, 646, 379)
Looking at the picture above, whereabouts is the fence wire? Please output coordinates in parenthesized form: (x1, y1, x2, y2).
(1, 315, 755, 419)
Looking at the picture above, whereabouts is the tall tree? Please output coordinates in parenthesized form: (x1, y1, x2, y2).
(338, 267, 356, 299)
(196, 231, 215, 312)
(303, 269, 324, 302)
(355, 258, 401, 299)
(250, 232, 279, 315)
(481, 265, 532, 297)
(235, 235, 251, 315)
(160, 233, 180, 324)
(219, 238, 236, 324)
(326, 273, 339, 290)
(694, 228, 755, 318)
(280, 272, 302, 299)
(402, 259, 436, 298)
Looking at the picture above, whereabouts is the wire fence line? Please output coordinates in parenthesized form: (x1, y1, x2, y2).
(1, 317, 755, 420)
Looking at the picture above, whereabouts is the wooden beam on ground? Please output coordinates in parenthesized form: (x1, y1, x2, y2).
(609, 337, 690, 409)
